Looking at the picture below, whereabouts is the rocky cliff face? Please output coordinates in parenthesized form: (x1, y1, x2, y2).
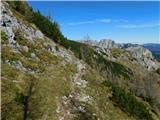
(82, 39, 120, 48)
(82, 39, 159, 71)
(1, 2, 44, 44)
(126, 46, 159, 70)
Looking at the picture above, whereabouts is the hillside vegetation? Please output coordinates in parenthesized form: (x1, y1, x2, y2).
(1, 1, 160, 120)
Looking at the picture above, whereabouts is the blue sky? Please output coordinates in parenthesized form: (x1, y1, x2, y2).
(28, 1, 160, 44)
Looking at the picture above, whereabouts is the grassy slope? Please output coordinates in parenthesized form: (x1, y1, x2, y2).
(81, 67, 136, 120)
(1, 30, 76, 120)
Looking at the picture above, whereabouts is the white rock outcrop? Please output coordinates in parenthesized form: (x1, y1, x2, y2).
(1, 2, 44, 46)
(126, 46, 159, 70)
(82, 39, 159, 71)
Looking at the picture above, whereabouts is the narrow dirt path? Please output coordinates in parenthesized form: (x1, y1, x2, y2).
(55, 60, 91, 120)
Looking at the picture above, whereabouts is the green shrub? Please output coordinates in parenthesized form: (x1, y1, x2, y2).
(1, 31, 8, 44)
(143, 96, 154, 106)
(156, 68, 160, 75)
(7, 1, 33, 22)
(102, 81, 153, 120)
(32, 10, 64, 43)
(15, 92, 26, 105)
(96, 53, 132, 79)
(110, 48, 123, 58)
(61, 39, 84, 59)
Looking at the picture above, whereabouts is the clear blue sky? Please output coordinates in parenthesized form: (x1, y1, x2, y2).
(28, 1, 160, 44)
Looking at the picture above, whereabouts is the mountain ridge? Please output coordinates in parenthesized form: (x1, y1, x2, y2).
(81, 39, 159, 71)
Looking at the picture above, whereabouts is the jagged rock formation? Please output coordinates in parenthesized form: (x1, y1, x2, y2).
(1, 2, 44, 45)
(126, 46, 159, 70)
(98, 39, 120, 49)
(82, 39, 160, 71)
(82, 39, 120, 48)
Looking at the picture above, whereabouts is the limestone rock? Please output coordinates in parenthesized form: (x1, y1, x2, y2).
(22, 46, 29, 52)
(98, 39, 119, 49)
(126, 46, 159, 70)
(82, 39, 159, 71)
(1, 2, 44, 46)
(30, 53, 36, 58)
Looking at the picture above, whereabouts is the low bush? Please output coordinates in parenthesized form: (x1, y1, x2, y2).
(102, 81, 153, 120)
(156, 68, 160, 75)
(1, 31, 8, 44)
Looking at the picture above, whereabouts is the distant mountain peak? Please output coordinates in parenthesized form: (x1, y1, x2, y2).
(81, 39, 159, 71)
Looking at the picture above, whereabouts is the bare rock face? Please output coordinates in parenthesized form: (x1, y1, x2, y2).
(1, 2, 44, 46)
(1, 3, 17, 45)
(82, 39, 159, 71)
(81, 40, 98, 46)
(82, 39, 120, 49)
(126, 46, 153, 59)
(98, 39, 119, 49)
(126, 46, 159, 70)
